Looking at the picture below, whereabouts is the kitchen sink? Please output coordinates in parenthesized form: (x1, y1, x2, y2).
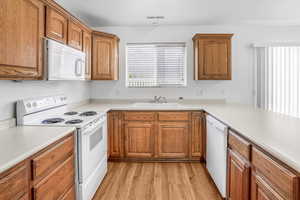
(132, 102, 181, 108)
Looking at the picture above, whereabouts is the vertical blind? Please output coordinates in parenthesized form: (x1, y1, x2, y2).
(126, 43, 186, 87)
(255, 46, 300, 118)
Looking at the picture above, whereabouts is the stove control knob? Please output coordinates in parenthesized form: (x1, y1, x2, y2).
(26, 103, 31, 108)
(32, 102, 37, 108)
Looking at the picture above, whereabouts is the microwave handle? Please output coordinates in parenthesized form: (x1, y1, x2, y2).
(75, 59, 83, 76)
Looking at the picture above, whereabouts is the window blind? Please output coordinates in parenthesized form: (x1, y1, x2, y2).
(126, 43, 186, 88)
(255, 46, 300, 118)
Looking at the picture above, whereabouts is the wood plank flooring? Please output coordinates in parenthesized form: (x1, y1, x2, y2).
(93, 162, 222, 200)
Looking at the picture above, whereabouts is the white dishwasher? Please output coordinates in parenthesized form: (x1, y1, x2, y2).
(206, 115, 228, 198)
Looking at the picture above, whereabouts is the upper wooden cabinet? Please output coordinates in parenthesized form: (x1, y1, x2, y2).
(0, 0, 45, 80)
(92, 31, 119, 80)
(83, 31, 92, 80)
(193, 34, 233, 80)
(46, 6, 68, 44)
(68, 19, 84, 50)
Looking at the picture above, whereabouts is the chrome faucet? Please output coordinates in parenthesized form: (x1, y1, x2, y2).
(154, 96, 167, 103)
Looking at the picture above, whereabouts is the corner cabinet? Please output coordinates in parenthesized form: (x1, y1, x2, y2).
(92, 31, 119, 80)
(0, 0, 45, 80)
(193, 34, 233, 80)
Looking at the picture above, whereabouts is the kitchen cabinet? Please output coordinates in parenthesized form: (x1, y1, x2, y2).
(108, 111, 123, 158)
(251, 147, 299, 200)
(227, 131, 251, 200)
(227, 149, 250, 200)
(92, 31, 119, 80)
(191, 112, 204, 160)
(68, 19, 84, 50)
(83, 31, 92, 80)
(193, 34, 233, 80)
(251, 172, 283, 200)
(0, 0, 45, 80)
(124, 121, 155, 158)
(0, 161, 29, 200)
(0, 132, 75, 200)
(46, 6, 68, 44)
(157, 122, 189, 158)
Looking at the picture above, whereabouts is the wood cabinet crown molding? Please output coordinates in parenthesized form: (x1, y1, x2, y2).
(192, 33, 233, 40)
(92, 31, 120, 41)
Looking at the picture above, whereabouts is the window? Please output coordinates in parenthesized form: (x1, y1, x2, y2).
(126, 43, 186, 88)
(255, 45, 300, 118)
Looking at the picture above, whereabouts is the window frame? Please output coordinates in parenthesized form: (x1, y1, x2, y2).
(125, 42, 187, 88)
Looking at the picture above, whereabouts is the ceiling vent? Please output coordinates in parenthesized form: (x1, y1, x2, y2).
(147, 16, 165, 25)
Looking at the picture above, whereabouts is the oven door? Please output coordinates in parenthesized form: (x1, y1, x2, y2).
(78, 119, 107, 183)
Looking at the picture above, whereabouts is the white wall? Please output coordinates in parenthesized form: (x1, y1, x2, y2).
(91, 25, 300, 104)
(0, 81, 90, 120)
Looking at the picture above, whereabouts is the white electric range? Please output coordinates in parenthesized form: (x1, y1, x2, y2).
(16, 95, 107, 200)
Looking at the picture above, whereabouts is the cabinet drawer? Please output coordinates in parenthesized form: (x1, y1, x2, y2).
(228, 130, 251, 160)
(32, 134, 74, 180)
(124, 112, 155, 121)
(61, 185, 75, 200)
(33, 155, 75, 200)
(252, 148, 299, 200)
(0, 162, 28, 200)
(158, 112, 190, 121)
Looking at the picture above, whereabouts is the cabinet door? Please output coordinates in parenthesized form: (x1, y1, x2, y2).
(251, 172, 284, 200)
(227, 149, 250, 200)
(193, 34, 233, 80)
(0, 161, 29, 200)
(68, 20, 83, 50)
(191, 112, 203, 159)
(157, 122, 189, 158)
(124, 121, 154, 158)
(108, 111, 123, 158)
(46, 6, 68, 44)
(83, 31, 92, 80)
(0, 0, 44, 79)
(92, 33, 119, 80)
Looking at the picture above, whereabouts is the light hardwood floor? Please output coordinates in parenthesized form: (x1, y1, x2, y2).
(93, 162, 222, 200)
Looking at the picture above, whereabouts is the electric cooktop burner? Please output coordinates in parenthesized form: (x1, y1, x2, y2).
(42, 118, 65, 124)
(65, 119, 84, 124)
(79, 111, 97, 117)
(64, 111, 78, 116)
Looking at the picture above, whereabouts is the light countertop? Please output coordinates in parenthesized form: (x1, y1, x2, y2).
(76, 100, 300, 173)
(0, 126, 75, 173)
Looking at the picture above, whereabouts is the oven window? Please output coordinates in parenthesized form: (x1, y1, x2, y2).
(89, 127, 103, 151)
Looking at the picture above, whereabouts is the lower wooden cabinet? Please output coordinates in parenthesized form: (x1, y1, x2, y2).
(251, 172, 283, 200)
(157, 122, 189, 158)
(108, 111, 123, 158)
(124, 121, 155, 158)
(0, 132, 75, 200)
(191, 112, 204, 160)
(108, 111, 202, 161)
(227, 149, 250, 200)
(0, 161, 29, 200)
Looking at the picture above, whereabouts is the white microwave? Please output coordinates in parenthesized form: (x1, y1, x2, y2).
(46, 39, 86, 80)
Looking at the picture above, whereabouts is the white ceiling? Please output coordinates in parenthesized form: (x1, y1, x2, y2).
(54, 0, 300, 27)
